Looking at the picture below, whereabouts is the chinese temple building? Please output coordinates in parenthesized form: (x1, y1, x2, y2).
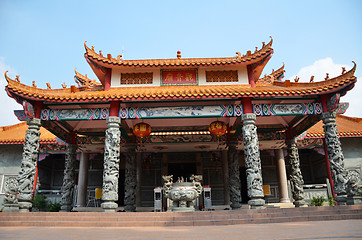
(2, 37, 360, 212)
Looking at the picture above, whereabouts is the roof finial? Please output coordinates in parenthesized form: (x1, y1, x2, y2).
(117, 55, 123, 61)
(342, 67, 346, 74)
(46, 83, 51, 89)
(294, 76, 300, 83)
(255, 47, 258, 52)
(310, 76, 314, 83)
(99, 50, 103, 57)
(15, 75, 20, 82)
(91, 46, 95, 51)
(177, 51, 181, 59)
(32, 81, 37, 88)
(325, 73, 329, 80)
(62, 83, 67, 88)
(236, 52, 241, 58)
(262, 42, 265, 48)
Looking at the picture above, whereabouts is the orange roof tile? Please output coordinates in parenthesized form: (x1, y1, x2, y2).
(74, 69, 102, 89)
(4, 62, 357, 103)
(256, 64, 285, 86)
(84, 38, 274, 68)
(0, 121, 57, 144)
(306, 115, 362, 138)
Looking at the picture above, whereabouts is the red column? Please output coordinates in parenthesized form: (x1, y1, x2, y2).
(109, 101, 120, 117)
(247, 65, 256, 88)
(104, 69, 112, 91)
(320, 94, 329, 113)
(242, 97, 253, 114)
(34, 101, 43, 119)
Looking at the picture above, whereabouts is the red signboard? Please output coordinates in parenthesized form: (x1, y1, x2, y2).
(161, 69, 198, 86)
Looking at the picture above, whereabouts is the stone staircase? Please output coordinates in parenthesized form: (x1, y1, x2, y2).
(1, 205, 361, 227)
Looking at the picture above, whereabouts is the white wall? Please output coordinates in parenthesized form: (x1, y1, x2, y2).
(111, 65, 249, 88)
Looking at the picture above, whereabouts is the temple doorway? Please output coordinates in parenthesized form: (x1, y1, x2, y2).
(168, 162, 197, 182)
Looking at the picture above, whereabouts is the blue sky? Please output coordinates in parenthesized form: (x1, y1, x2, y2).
(1, 0, 361, 126)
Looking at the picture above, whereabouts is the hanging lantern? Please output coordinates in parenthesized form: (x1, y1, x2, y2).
(133, 122, 151, 138)
(209, 121, 227, 137)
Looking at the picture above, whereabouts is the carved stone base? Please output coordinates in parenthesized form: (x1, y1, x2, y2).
(101, 201, 118, 212)
(230, 202, 241, 210)
(60, 204, 73, 212)
(335, 195, 347, 205)
(18, 201, 32, 212)
(347, 196, 362, 205)
(124, 205, 136, 212)
(248, 198, 265, 209)
(293, 200, 307, 208)
(2, 204, 19, 212)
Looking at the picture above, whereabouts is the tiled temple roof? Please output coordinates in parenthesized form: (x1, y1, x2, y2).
(84, 38, 274, 68)
(0, 122, 57, 144)
(306, 114, 362, 138)
(74, 69, 102, 88)
(4, 62, 356, 103)
(256, 64, 285, 86)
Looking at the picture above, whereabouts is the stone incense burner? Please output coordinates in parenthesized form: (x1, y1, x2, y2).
(162, 175, 203, 212)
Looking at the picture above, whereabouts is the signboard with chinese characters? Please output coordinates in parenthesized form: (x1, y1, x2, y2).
(161, 69, 198, 86)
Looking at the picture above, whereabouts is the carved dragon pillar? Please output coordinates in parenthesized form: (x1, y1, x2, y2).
(228, 141, 241, 209)
(60, 144, 77, 212)
(124, 144, 137, 212)
(101, 117, 121, 212)
(17, 118, 41, 212)
(241, 114, 265, 209)
(322, 111, 348, 205)
(286, 138, 306, 207)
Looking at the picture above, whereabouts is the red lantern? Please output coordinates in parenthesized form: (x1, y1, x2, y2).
(133, 123, 151, 138)
(209, 121, 227, 137)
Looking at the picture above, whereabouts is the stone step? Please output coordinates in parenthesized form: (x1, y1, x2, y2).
(1, 205, 361, 227)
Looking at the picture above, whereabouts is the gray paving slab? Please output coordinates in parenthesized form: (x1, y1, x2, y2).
(0, 219, 361, 240)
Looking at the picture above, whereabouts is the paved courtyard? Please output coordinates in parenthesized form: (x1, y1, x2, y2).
(0, 219, 361, 239)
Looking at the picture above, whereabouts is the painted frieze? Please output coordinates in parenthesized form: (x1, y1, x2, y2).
(253, 103, 323, 116)
(41, 108, 109, 121)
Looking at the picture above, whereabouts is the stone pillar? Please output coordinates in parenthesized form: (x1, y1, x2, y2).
(124, 144, 137, 212)
(241, 114, 265, 209)
(275, 149, 290, 203)
(60, 144, 77, 212)
(321, 111, 348, 205)
(228, 142, 241, 209)
(101, 117, 121, 212)
(222, 150, 230, 205)
(136, 152, 142, 207)
(286, 138, 305, 207)
(16, 118, 41, 212)
(76, 152, 89, 207)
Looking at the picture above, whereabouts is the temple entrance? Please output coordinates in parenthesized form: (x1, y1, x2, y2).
(168, 162, 196, 181)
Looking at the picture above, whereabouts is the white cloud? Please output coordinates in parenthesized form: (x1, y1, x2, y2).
(289, 58, 361, 118)
(289, 58, 350, 82)
(0, 58, 22, 126)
